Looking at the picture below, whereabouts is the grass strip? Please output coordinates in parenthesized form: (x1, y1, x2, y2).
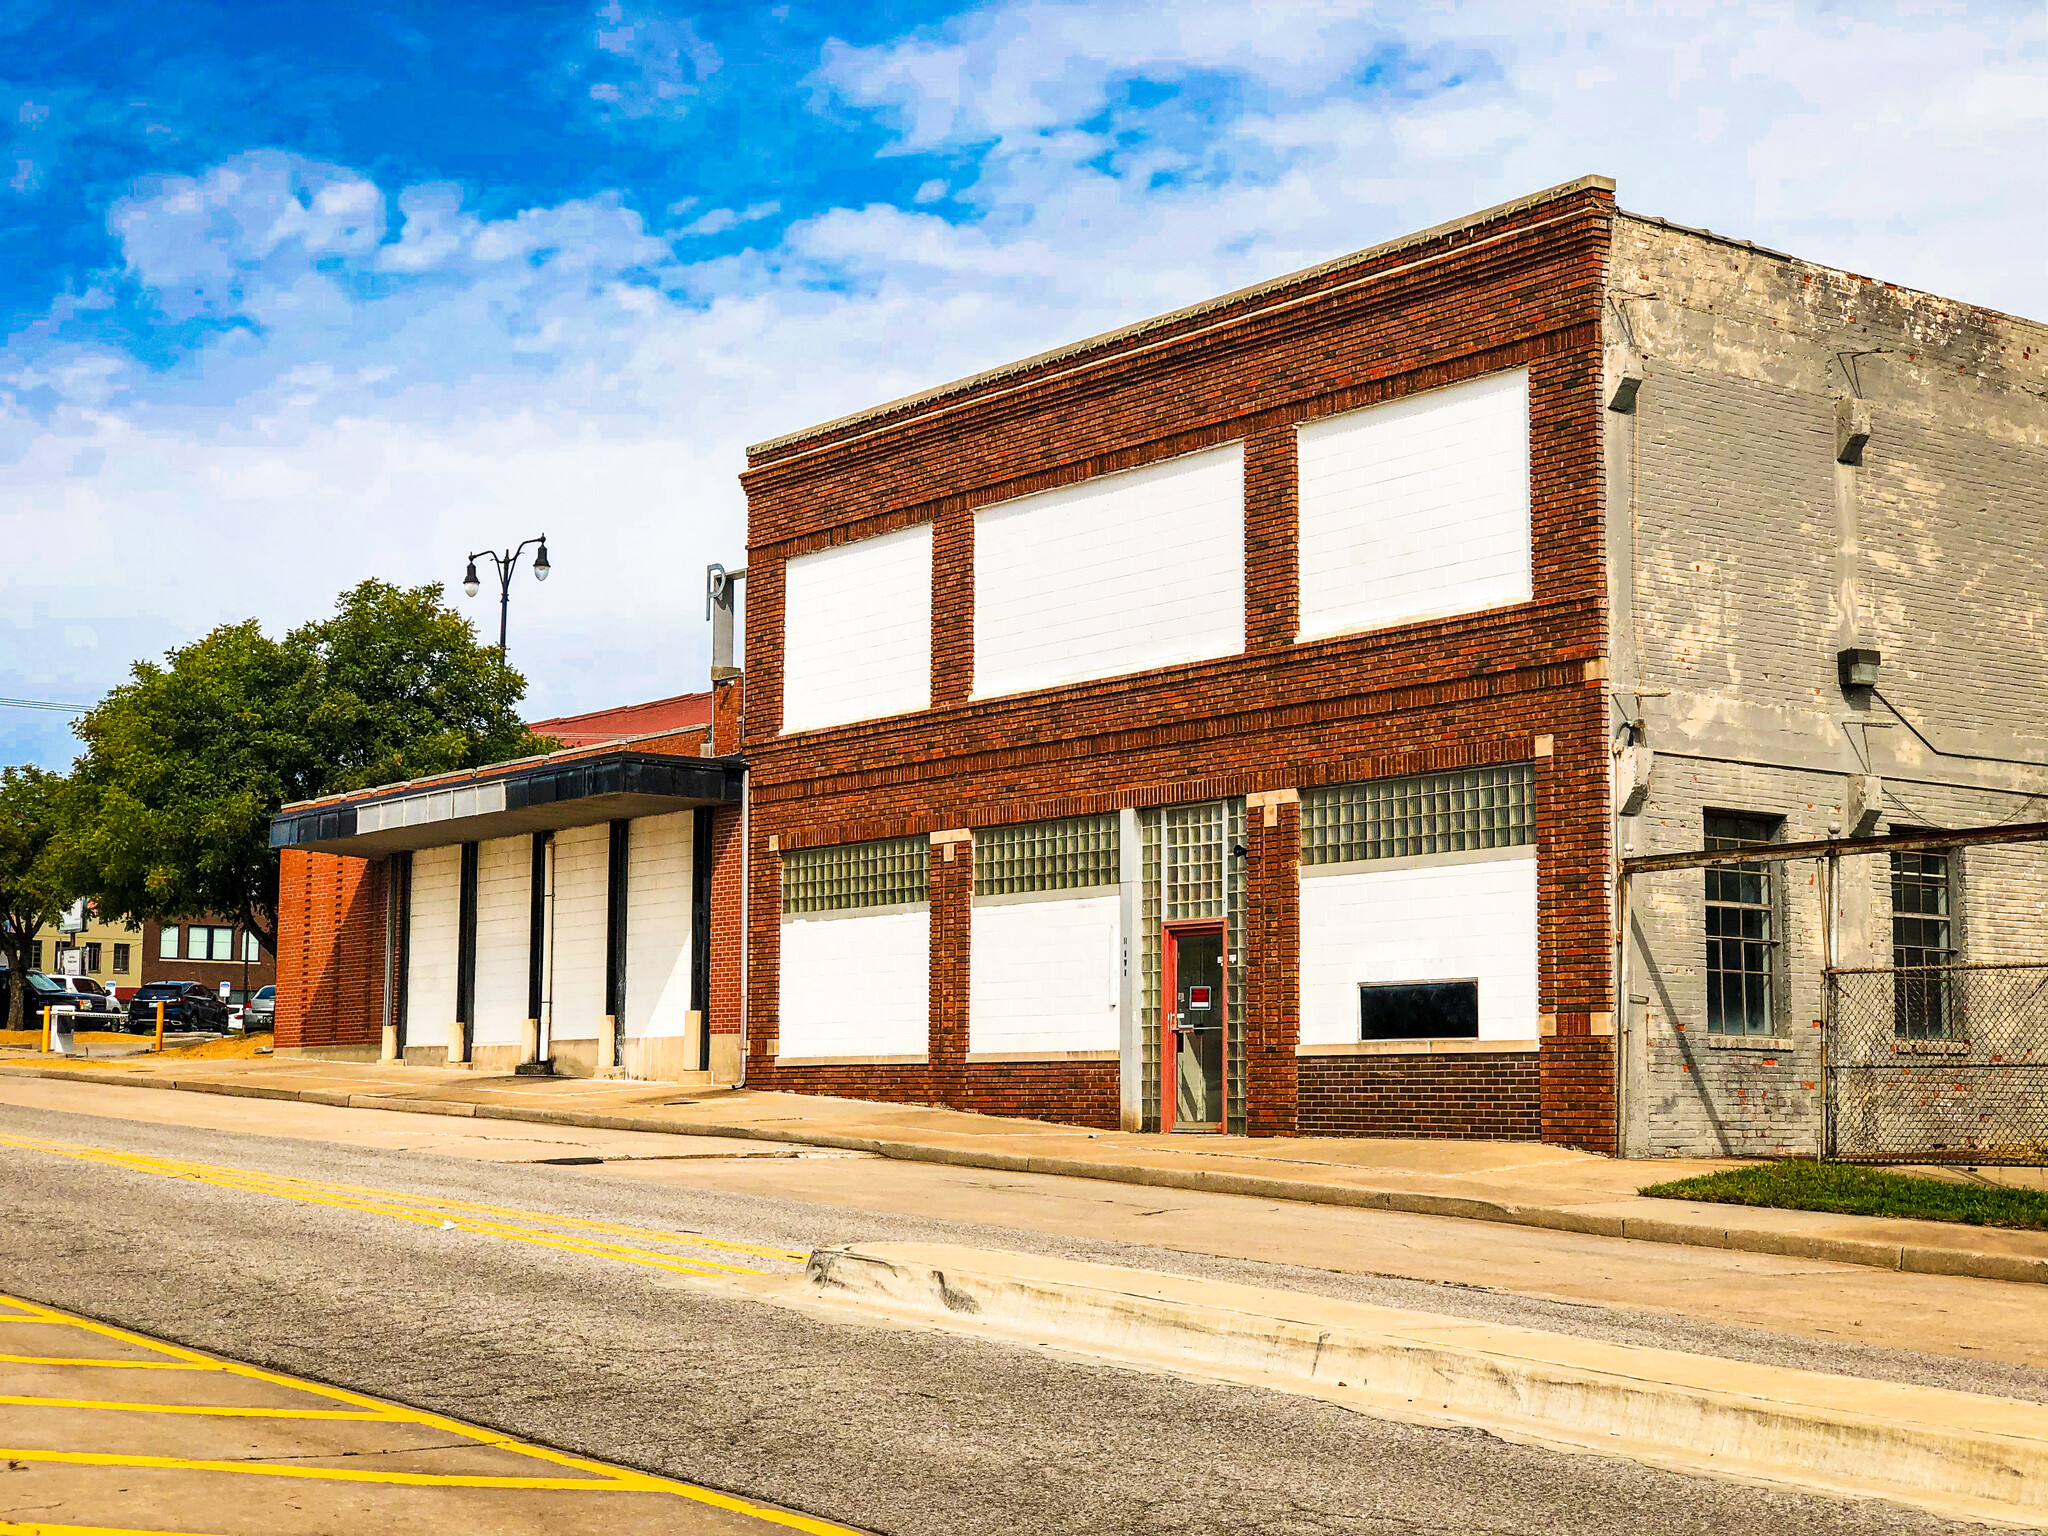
(1641, 1159, 2048, 1230)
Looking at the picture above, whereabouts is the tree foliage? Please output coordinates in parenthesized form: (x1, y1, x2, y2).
(61, 581, 546, 954)
(0, 767, 70, 1031)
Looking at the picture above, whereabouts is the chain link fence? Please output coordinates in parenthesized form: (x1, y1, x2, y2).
(1825, 962, 2048, 1164)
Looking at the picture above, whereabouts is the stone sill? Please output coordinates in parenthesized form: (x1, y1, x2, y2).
(1296, 1038, 1541, 1058)
(1702, 1035, 1797, 1052)
(964, 1050, 1119, 1064)
(774, 1053, 928, 1068)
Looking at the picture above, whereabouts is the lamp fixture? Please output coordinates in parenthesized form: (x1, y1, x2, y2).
(461, 534, 553, 660)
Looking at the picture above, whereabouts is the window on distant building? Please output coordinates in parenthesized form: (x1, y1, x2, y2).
(242, 930, 261, 962)
(159, 927, 180, 959)
(1704, 813, 1781, 1036)
(31, 940, 43, 971)
(112, 943, 131, 974)
(1892, 840, 1957, 1040)
(83, 942, 102, 973)
(187, 925, 233, 962)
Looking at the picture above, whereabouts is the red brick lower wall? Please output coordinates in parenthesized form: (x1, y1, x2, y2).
(707, 805, 744, 1043)
(762, 1060, 1120, 1130)
(274, 848, 387, 1053)
(1296, 1051, 1541, 1140)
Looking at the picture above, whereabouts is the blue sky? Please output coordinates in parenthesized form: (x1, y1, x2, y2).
(4, 1, 2043, 767)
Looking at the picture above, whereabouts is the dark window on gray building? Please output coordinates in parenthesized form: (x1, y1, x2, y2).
(1704, 813, 1779, 1036)
(1891, 842, 1955, 1040)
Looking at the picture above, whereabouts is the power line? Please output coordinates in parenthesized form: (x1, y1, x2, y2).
(0, 697, 92, 714)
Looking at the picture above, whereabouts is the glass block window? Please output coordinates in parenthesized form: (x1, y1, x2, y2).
(1141, 809, 1161, 1130)
(1164, 802, 1226, 919)
(782, 836, 929, 914)
(1225, 795, 1246, 1134)
(975, 815, 1118, 896)
(1300, 763, 1534, 865)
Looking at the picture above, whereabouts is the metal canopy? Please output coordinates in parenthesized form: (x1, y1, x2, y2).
(270, 752, 743, 857)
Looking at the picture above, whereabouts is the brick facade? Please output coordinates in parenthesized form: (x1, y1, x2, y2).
(737, 180, 1620, 1149)
(274, 847, 388, 1055)
(1297, 1051, 1542, 1140)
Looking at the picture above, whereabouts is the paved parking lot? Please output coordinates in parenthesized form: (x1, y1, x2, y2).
(0, 1289, 860, 1534)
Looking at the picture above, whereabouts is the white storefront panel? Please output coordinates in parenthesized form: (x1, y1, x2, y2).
(470, 836, 529, 1050)
(778, 909, 929, 1060)
(968, 894, 1120, 1056)
(1297, 850, 1538, 1046)
(1297, 368, 1530, 641)
(404, 844, 461, 1049)
(781, 523, 932, 733)
(549, 823, 610, 1037)
(973, 442, 1244, 698)
(624, 811, 693, 1040)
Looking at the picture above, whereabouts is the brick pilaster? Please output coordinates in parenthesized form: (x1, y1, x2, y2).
(928, 832, 973, 1102)
(1244, 794, 1301, 1136)
(1243, 428, 1299, 653)
(931, 506, 974, 706)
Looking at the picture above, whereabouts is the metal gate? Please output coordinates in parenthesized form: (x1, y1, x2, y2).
(1825, 962, 2048, 1164)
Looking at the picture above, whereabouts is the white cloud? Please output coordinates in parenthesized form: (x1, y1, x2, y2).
(4, 1, 2043, 767)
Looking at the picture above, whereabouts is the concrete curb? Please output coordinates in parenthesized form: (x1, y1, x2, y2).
(803, 1241, 2048, 1529)
(7, 1062, 2045, 1286)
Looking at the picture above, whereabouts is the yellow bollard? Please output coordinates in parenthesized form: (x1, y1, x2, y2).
(154, 999, 166, 1053)
(42, 1005, 52, 1053)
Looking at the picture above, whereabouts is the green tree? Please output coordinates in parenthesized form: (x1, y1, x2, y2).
(0, 767, 71, 1031)
(61, 580, 546, 956)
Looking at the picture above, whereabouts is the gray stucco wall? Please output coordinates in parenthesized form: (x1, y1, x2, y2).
(1604, 215, 2048, 1157)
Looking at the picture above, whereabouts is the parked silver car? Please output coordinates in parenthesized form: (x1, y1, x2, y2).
(232, 985, 275, 1032)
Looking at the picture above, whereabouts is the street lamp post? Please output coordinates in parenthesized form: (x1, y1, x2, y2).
(463, 535, 552, 661)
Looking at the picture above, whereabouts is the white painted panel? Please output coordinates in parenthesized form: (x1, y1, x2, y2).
(973, 443, 1245, 698)
(1297, 851, 1537, 1045)
(968, 894, 1120, 1055)
(404, 845, 461, 1048)
(1297, 368, 1530, 640)
(550, 823, 610, 1037)
(471, 837, 529, 1048)
(781, 524, 932, 733)
(625, 811, 693, 1040)
(779, 910, 929, 1059)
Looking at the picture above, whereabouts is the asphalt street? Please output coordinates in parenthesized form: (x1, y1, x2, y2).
(0, 1096, 2023, 1536)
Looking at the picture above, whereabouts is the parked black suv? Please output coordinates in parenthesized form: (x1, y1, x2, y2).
(127, 981, 232, 1034)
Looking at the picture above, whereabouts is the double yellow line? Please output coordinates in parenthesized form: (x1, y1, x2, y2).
(0, 1131, 805, 1277)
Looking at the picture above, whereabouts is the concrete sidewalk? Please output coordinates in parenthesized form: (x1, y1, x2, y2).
(5, 1050, 2044, 1285)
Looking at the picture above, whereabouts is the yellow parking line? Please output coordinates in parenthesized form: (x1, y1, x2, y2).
(0, 1447, 628, 1489)
(0, 1520, 237, 1536)
(0, 1394, 394, 1420)
(0, 1356, 218, 1371)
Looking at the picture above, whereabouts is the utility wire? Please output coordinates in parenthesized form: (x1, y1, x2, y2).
(0, 696, 91, 714)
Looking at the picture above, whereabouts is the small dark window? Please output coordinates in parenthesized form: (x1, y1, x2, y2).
(112, 943, 131, 974)
(1704, 812, 1781, 1035)
(1361, 980, 1480, 1040)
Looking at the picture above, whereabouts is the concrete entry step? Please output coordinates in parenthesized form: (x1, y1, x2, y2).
(802, 1241, 2048, 1529)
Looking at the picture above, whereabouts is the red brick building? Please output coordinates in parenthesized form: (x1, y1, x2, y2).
(270, 696, 741, 1077)
(139, 917, 276, 1006)
(735, 176, 1617, 1149)
(270, 175, 2048, 1158)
